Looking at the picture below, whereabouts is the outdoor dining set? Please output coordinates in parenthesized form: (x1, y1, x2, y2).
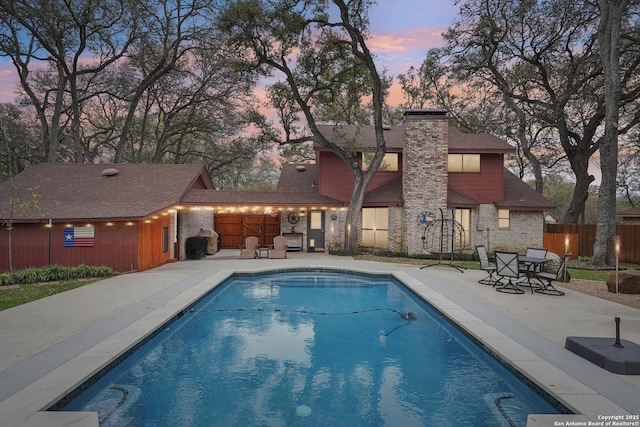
(475, 245, 570, 296)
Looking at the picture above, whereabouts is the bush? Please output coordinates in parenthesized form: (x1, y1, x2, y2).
(13, 267, 42, 284)
(41, 265, 72, 282)
(71, 264, 94, 279)
(4, 264, 116, 285)
(0, 273, 16, 286)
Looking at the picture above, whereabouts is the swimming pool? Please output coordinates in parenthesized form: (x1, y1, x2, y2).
(54, 269, 567, 426)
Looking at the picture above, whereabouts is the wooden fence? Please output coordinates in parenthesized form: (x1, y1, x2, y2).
(545, 224, 640, 264)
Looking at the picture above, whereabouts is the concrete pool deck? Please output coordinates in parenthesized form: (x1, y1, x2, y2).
(0, 251, 638, 426)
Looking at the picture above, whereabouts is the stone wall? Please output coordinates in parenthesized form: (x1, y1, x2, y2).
(402, 110, 449, 254)
(388, 206, 405, 252)
(483, 206, 545, 252)
(178, 209, 214, 260)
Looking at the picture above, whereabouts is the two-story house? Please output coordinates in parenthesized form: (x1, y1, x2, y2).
(274, 109, 554, 254)
(0, 109, 553, 272)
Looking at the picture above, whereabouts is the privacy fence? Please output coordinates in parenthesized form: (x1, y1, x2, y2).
(544, 224, 640, 264)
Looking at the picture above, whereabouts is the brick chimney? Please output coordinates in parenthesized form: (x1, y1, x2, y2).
(402, 109, 449, 254)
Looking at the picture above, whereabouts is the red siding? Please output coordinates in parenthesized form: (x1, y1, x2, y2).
(138, 215, 173, 272)
(318, 151, 402, 201)
(0, 219, 172, 273)
(448, 154, 504, 203)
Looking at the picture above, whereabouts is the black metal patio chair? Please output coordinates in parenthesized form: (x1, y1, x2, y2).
(534, 254, 570, 296)
(494, 250, 524, 294)
(475, 245, 498, 286)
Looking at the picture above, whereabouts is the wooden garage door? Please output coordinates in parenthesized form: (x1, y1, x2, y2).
(215, 213, 280, 249)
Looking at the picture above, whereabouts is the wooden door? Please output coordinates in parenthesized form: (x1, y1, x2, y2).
(215, 213, 280, 249)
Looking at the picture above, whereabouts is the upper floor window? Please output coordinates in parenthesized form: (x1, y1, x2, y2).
(362, 152, 399, 172)
(448, 154, 480, 172)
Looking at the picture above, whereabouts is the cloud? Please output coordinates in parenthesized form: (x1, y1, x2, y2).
(0, 64, 19, 103)
(368, 28, 447, 54)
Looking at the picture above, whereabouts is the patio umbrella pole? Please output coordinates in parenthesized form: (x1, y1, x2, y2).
(614, 317, 624, 348)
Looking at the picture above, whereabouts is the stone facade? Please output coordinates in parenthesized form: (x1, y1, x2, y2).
(402, 110, 449, 254)
(179, 209, 214, 260)
(388, 206, 405, 252)
(473, 205, 544, 252)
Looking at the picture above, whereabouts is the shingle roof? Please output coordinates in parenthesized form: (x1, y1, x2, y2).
(183, 164, 343, 207)
(276, 164, 322, 192)
(314, 124, 515, 153)
(447, 127, 515, 154)
(617, 206, 640, 217)
(448, 188, 479, 207)
(495, 170, 556, 210)
(363, 177, 403, 206)
(0, 163, 212, 221)
(182, 189, 343, 206)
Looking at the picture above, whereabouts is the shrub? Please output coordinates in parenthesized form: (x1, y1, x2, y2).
(0, 273, 16, 286)
(71, 264, 93, 279)
(41, 265, 71, 282)
(14, 267, 42, 284)
(7, 264, 117, 284)
(93, 266, 116, 277)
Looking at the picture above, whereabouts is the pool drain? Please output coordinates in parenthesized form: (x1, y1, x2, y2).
(296, 405, 312, 417)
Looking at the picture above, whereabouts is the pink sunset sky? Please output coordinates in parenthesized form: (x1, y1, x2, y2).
(0, 2, 458, 105)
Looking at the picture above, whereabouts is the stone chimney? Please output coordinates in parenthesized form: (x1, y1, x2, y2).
(402, 109, 449, 254)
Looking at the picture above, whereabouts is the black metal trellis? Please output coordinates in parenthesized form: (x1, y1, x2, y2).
(420, 207, 466, 273)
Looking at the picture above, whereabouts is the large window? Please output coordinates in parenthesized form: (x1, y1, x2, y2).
(498, 209, 510, 229)
(362, 152, 399, 171)
(448, 154, 480, 172)
(454, 208, 471, 246)
(361, 207, 389, 248)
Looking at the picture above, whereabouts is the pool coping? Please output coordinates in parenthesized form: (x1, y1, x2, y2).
(0, 264, 633, 426)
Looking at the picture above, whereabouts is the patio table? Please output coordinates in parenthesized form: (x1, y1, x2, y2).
(518, 256, 550, 293)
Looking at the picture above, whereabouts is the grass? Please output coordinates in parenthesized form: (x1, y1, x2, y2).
(0, 279, 101, 312)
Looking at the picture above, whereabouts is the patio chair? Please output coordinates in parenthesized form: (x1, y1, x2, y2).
(494, 251, 524, 294)
(239, 236, 259, 259)
(269, 235, 287, 259)
(475, 245, 498, 286)
(534, 254, 570, 296)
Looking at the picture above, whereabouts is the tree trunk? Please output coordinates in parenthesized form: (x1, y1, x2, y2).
(592, 0, 627, 266)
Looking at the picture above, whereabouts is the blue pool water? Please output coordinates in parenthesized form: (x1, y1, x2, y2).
(57, 270, 566, 426)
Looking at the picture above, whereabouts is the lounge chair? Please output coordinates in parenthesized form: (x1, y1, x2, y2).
(534, 254, 570, 296)
(269, 235, 287, 259)
(239, 236, 259, 259)
(494, 251, 524, 294)
(475, 245, 498, 286)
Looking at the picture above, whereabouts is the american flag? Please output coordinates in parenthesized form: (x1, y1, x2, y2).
(63, 227, 95, 247)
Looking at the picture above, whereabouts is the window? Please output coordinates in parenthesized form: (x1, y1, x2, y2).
(454, 208, 471, 246)
(362, 152, 399, 171)
(361, 207, 389, 248)
(162, 227, 169, 252)
(498, 210, 510, 229)
(448, 154, 480, 172)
